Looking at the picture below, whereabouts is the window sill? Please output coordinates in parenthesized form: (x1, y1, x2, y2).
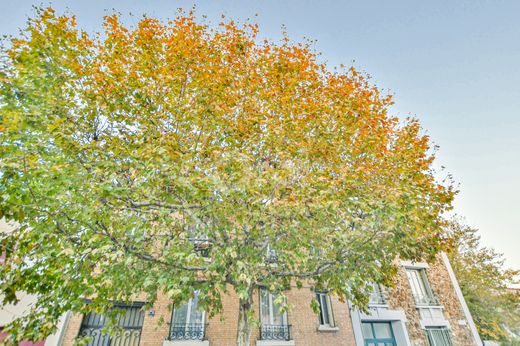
(256, 340, 295, 346)
(415, 302, 443, 308)
(368, 303, 389, 308)
(317, 325, 339, 332)
(163, 340, 209, 346)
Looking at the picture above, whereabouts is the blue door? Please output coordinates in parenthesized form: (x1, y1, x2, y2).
(362, 322, 397, 346)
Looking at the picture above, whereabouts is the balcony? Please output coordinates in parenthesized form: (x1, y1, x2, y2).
(168, 323, 207, 341)
(188, 232, 211, 257)
(260, 325, 292, 341)
(79, 327, 142, 345)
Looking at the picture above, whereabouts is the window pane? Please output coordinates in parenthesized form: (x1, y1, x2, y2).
(361, 322, 374, 338)
(260, 289, 270, 324)
(407, 269, 430, 302)
(172, 302, 189, 325)
(317, 293, 330, 325)
(373, 323, 392, 338)
(271, 293, 285, 325)
(260, 290, 286, 325)
(370, 283, 385, 304)
(321, 295, 330, 325)
(189, 295, 204, 324)
(426, 328, 452, 346)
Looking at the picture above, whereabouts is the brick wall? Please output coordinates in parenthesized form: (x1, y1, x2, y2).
(59, 256, 477, 346)
(60, 287, 357, 346)
(205, 288, 241, 346)
(286, 288, 356, 346)
(60, 312, 82, 346)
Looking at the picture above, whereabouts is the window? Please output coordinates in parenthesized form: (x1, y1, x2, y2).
(369, 283, 386, 305)
(425, 327, 453, 346)
(188, 227, 210, 257)
(169, 292, 206, 340)
(316, 292, 335, 327)
(259, 289, 291, 341)
(361, 322, 396, 346)
(406, 268, 438, 306)
(78, 303, 144, 346)
(265, 244, 278, 263)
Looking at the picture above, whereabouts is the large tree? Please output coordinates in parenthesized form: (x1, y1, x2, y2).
(447, 220, 519, 344)
(0, 8, 454, 346)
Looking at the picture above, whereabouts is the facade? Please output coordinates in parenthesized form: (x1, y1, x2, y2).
(59, 255, 481, 346)
(0, 219, 69, 346)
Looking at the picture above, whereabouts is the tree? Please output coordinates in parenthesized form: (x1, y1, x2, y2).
(0, 8, 454, 346)
(447, 220, 520, 344)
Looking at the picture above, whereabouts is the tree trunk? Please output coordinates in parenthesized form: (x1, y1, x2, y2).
(236, 292, 253, 346)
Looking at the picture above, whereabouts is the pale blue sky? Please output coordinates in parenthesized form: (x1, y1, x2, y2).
(1, 0, 519, 269)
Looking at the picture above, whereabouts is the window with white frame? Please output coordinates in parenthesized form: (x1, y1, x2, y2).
(169, 292, 206, 340)
(425, 327, 453, 346)
(406, 268, 438, 306)
(259, 289, 291, 341)
(369, 283, 386, 305)
(316, 291, 335, 327)
(260, 289, 287, 326)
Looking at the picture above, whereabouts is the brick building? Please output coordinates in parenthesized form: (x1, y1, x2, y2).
(59, 253, 481, 346)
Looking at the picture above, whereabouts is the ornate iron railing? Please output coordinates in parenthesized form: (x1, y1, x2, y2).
(260, 324, 292, 341)
(78, 327, 142, 346)
(189, 232, 211, 257)
(168, 323, 207, 341)
(78, 304, 144, 346)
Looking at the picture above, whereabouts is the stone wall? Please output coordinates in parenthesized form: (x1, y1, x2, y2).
(385, 256, 477, 346)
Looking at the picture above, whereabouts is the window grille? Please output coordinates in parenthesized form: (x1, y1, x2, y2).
(78, 303, 144, 346)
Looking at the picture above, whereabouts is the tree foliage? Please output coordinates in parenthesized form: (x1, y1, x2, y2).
(447, 220, 520, 344)
(0, 8, 454, 345)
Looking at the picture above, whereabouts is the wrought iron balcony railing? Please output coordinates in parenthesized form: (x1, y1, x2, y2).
(260, 324, 292, 341)
(413, 294, 441, 307)
(168, 323, 207, 341)
(79, 327, 142, 346)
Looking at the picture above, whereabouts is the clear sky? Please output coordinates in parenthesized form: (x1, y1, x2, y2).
(1, 0, 519, 269)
